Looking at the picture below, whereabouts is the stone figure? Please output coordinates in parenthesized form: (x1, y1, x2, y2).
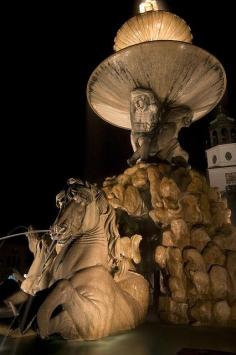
(127, 88, 193, 166)
(153, 105, 193, 165)
(127, 88, 160, 166)
(1, 179, 149, 340)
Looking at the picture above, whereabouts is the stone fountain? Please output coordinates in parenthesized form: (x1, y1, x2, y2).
(0, 1, 235, 343)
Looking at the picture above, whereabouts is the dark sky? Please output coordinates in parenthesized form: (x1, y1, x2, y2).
(1, 1, 235, 235)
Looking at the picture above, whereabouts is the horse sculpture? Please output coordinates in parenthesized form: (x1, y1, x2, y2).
(4, 179, 149, 340)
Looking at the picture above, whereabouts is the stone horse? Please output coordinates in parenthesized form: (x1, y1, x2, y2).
(6, 179, 149, 340)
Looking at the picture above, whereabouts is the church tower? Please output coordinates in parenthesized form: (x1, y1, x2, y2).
(206, 107, 236, 192)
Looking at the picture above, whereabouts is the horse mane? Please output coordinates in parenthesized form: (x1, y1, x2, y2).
(64, 178, 121, 270)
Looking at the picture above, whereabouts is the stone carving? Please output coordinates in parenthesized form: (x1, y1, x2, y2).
(127, 88, 193, 166)
(102, 162, 236, 326)
(128, 88, 159, 166)
(2, 179, 149, 340)
(87, 41, 226, 130)
(113, 10, 192, 52)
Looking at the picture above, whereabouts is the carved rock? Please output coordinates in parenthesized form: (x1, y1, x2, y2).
(112, 184, 125, 203)
(202, 242, 226, 271)
(231, 301, 236, 324)
(167, 247, 184, 280)
(155, 246, 168, 269)
(212, 300, 231, 324)
(183, 249, 206, 277)
(159, 296, 189, 324)
(160, 177, 181, 205)
(101, 163, 236, 327)
(131, 168, 148, 188)
(147, 165, 163, 208)
(190, 301, 212, 324)
(181, 194, 203, 225)
(123, 185, 143, 216)
(190, 271, 210, 298)
(190, 227, 211, 252)
(162, 230, 175, 247)
(170, 219, 190, 248)
(226, 251, 236, 300)
(117, 173, 131, 186)
(213, 225, 236, 251)
(199, 193, 211, 224)
(209, 266, 230, 300)
(168, 276, 186, 303)
(171, 167, 191, 192)
(210, 200, 231, 232)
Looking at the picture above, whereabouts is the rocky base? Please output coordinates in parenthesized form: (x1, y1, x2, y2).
(102, 162, 236, 326)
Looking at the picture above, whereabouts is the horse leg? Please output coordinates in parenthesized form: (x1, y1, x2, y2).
(37, 279, 75, 339)
(48, 311, 79, 339)
(37, 268, 116, 340)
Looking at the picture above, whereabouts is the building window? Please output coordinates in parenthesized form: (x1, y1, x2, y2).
(225, 152, 232, 161)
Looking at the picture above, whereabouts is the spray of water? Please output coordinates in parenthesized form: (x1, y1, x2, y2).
(0, 230, 50, 242)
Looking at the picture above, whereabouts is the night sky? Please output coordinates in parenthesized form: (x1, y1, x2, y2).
(1, 1, 235, 236)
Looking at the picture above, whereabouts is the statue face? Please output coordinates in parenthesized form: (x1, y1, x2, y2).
(134, 95, 149, 111)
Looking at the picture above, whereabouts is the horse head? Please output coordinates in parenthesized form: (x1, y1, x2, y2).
(50, 178, 109, 245)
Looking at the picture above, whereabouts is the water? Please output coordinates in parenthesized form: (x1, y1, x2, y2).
(1, 322, 236, 355)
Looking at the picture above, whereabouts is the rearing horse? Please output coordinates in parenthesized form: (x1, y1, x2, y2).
(21, 179, 149, 340)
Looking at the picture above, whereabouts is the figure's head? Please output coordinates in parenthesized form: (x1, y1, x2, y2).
(50, 179, 108, 245)
(131, 88, 158, 112)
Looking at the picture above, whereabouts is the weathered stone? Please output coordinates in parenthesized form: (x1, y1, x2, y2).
(191, 271, 210, 298)
(168, 247, 182, 262)
(208, 187, 221, 202)
(167, 249, 184, 279)
(169, 263, 185, 280)
(202, 242, 226, 271)
(199, 193, 211, 224)
(118, 235, 142, 264)
(169, 276, 186, 303)
(160, 177, 181, 204)
(183, 249, 206, 277)
(209, 266, 230, 300)
(171, 219, 190, 248)
(181, 194, 203, 225)
(131, 168, 148, 188)
(212, 300, 231, 324)
(186, 281, 198, 306)
(112, 184, 125, 202)
(231, 301, 236, 324)
(147, 165, 163, 208)
(149, 205, 182, 226)
(117, 174, 131, 186)
(162, 230, 175, 247)
(190, 227, 210, 252)
(103, 176, 117, 187)
(123, 185, 143, 216)
(159, 311, 189, 324)
(210, 201, 231, 231)
(155, 246, 168, 269)
(124, 165, 139, 176)
(187, 171, 203, 194)
(213, 226, 236, 251)
(101, 163, 236, 328)
(226, 251, 236, 300)
(102, 186, 112, 198)
(190, 301, 212, 324)
(159, 296, 189, 324)
(171, 167, 191, 192)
